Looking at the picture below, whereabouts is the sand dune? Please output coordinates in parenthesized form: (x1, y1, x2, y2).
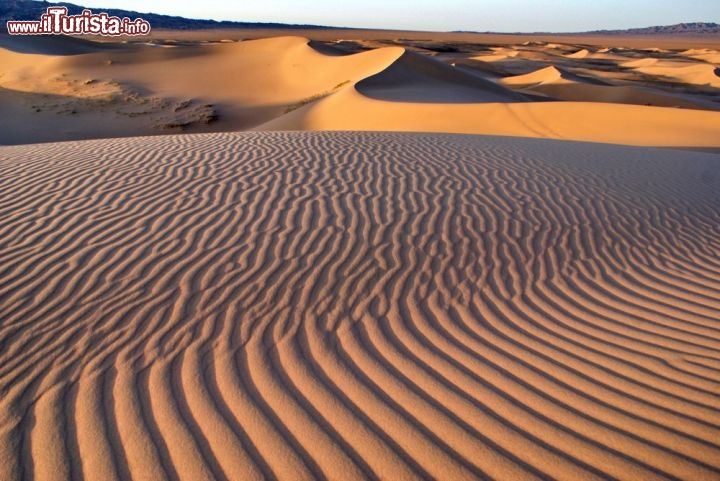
(251, 39, 720, 146)
(565, 49, 590, 59)
(355, 50, 524, 103)
(500, 65, 603, 86)
(618, 57, 720, 89)
(1, 131, 719, 481)
(632, 63, 720, 88)
(499, 65, 719, 110)
(0, 35, 402, 143)
(621, 58, 661, 68)
(501, 65, 566, 85)
(681, 48, 720, 64)
(259, 86, 720, 147)
(2, 34, 720, 147)
(469, 48, 520, 63)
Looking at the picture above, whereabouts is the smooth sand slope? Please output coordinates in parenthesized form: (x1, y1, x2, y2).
(1, 131, 719, 481)
(2, 34, 720, 147)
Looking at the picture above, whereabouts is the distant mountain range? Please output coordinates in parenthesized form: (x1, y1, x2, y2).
(2, 0, 718, 34)
(0, 0, 331, 30)
(456, 22, 720, 36)
(591, 22, 720, 35)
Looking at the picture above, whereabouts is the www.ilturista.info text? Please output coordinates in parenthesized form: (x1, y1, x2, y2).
(6, 7, 151, 36)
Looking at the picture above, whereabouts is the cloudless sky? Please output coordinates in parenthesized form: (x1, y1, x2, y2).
(46, 0, 720, 32)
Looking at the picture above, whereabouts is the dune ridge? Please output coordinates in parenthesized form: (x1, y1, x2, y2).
(2, 34, 720, 147)
(1, 131, 719, 481)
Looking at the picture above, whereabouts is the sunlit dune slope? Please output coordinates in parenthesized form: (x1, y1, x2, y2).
(2, 34, 720, 147)
(257, 85, 720, 148)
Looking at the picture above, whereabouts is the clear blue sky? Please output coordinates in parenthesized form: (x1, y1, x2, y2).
(47, 0, 720, 32)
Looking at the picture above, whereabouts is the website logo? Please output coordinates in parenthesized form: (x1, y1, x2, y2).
(7, 7, 151, 36)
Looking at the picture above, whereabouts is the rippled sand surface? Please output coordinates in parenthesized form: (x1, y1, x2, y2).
(1, 132, 719, 480)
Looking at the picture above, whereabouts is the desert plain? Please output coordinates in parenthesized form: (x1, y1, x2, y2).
(1, 27, 720, 481)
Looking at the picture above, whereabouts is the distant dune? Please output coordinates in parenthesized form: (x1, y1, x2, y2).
(1, 34, 720, 147)
(498, 65, 719, 111)
(1, 131, 719, 481)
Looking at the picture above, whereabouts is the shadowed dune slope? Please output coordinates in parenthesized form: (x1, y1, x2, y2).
(355, 50, 526, 103)
(1, 131, 719, 481)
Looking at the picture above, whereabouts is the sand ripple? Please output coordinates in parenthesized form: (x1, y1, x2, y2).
(1, 132, 719, 480)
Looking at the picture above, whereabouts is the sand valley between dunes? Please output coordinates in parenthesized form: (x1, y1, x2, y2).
(1, 27, 720, 481)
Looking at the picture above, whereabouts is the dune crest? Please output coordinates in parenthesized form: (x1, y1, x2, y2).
(1, 131, 719, 481)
